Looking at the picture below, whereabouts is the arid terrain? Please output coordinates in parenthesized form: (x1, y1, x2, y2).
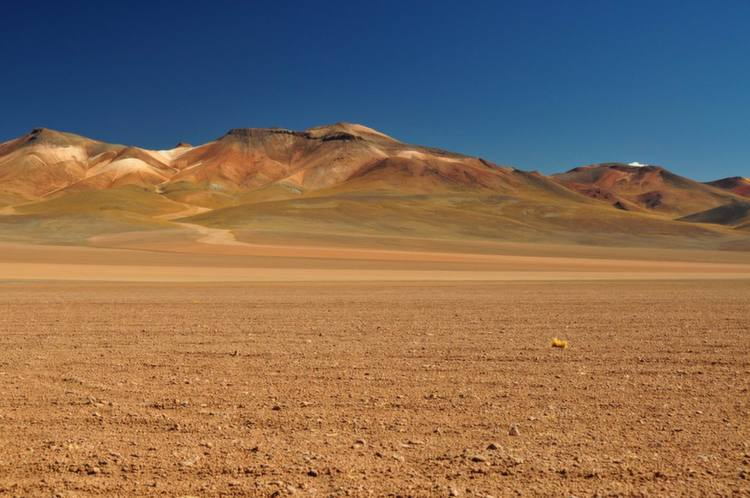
(1, 227, 750, 497)
(0, 278, 748, 497)
(1, 124, 749, 252)
(1, 123, 750, 496)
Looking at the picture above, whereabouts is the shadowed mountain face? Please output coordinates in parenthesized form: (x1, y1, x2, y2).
(679, 201, 750, 229)
(0, 125, 749, 250)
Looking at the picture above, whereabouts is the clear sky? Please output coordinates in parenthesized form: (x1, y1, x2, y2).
(1, 0, 748, 180)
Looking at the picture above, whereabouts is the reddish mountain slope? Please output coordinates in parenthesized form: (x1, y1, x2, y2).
(705, 177, 750, 198)
(0, 125, 748, 250)
(553, 163, 742, 216)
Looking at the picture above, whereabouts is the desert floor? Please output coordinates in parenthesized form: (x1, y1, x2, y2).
(0, 240, 749, 496)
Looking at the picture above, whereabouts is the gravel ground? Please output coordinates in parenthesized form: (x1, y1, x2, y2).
(0, 280, 748, 496)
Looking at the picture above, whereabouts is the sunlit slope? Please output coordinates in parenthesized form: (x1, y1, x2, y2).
(0, 187, 183, 244)
(0, 128, 192, 201)
(553, 163, 743, 216)
(182, 185, 736, 250)
(1, 124, 749, 250)
(158, 124, 516, 199)
(0, 128, 117, 200)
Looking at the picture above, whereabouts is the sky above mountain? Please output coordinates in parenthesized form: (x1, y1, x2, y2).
(1, 0, 748, 181)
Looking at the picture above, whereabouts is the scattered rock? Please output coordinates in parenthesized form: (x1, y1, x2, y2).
(583, 468, 599, 478)
(179, 456, 200, 467)
(449, 486, 461, 496)
(509, 424, 521, 436)
(487, 442, 501, 450)
(307, 469, 319, 477)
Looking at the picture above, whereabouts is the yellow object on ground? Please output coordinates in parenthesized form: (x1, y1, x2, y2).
(551, 337, 569, 349)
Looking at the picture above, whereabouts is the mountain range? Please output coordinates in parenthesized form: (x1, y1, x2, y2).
(0, 124, 748, 250)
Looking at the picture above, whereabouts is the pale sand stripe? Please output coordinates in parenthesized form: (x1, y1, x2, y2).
(2, 263, 750, 282)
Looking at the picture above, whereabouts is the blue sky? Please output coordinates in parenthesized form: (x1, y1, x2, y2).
(1, 0, 748, 180)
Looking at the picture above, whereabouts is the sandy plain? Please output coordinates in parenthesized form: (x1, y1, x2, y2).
(1, 238, 749, 496)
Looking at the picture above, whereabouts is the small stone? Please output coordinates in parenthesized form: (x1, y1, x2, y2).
(487, 442, 501, 450)
(307, 469, 318, 477)
(470, 455, 487, 463)
(354, 438, 367, 447)
(180, 456, 200, 467)
(509, 424, 521, 436)
(449, 486, 461, 496)
(271, 405, 282, 411)
(87, 465, 101, 475)
(583, 468, 598, 478)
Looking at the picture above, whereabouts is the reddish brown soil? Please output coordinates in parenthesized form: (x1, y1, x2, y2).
(0, 281, 749, 496)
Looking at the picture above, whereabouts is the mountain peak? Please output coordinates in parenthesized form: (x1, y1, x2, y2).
(305, 122, 397, 143)
(565, 162, 664, 174)
(29, 127, 62, 139)
(222, 127, 309, 140)
(219, 123, 397, 145)
(23, 127, 90, 147)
